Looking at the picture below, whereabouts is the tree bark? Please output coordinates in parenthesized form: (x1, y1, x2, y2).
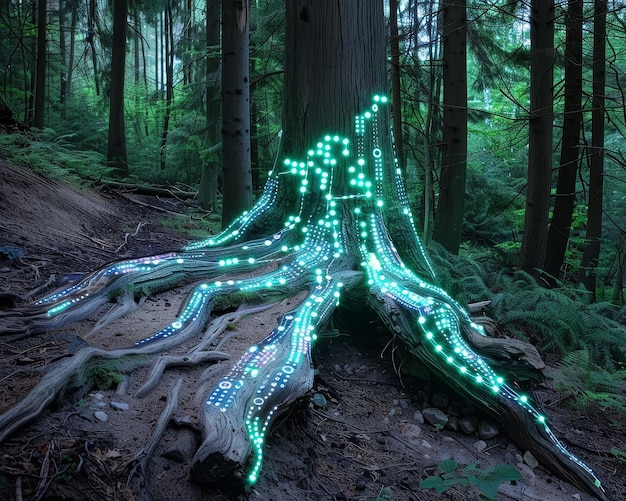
(544, 0, 583, 285)
(159, 0, 174, 171)
(432, 0, 467, 254)
(518, 0, 555, 279)
(389, 0, 404, 171)
(198, 0, 221, 211)
(33, 0, 46, 129)
(578, 0, 606, 299)
(107, 0, 129, 178)
(221, 0, 252, 227)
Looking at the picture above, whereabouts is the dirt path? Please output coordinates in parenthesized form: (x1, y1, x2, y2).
(0, 162, 623, 501)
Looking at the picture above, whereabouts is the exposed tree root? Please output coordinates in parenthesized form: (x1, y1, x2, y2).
(0, 97, 609, 500)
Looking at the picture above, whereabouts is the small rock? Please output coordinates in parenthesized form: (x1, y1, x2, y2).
(523, 450, 539, 469)
(92, 393, 104, 401)
(572, 494, 581, 500)
(312, 393, 327, 408)
(447, 402, 462, 416)
(461, 405, 477, 417)
(431, 392, 449, 409)
(400, 423, 422, 441)
(422, 407, 448, 428)
(421, 439, 432, 449)
(110, 401, 129, 411)
(516, 462, 536, 479)
(459, 415, 478, 434)
(94, 411, 108, 422)
(478, 420, 500, 439)
(446, 416, 459, 432)
(399, 399, 411, 410)
(473, 440, 487, 452)
(413, 410, 425, 424)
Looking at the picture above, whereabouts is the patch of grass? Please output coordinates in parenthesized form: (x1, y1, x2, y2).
(419, 459, 522, 500)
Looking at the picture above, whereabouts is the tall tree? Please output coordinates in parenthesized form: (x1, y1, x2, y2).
(544, 0, 583, 284)
(221, 0, 252, 227)
(107, 0, 129, 177)
(198, 0, 221, 211)
(33, 0, 46, 128)
(432, 0, 467, 254)
(389, 0, 404, 171)
(159, 0, 174, 171)
(518, 0, 555, 279)
(578, 0, 607, 299)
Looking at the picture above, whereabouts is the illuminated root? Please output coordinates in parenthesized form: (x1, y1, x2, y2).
(0, 96, 608, 500)
(190, 270, 362, 484)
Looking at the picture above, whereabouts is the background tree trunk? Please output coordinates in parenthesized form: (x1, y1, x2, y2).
(518, 0, 555, 279)
(107, 0, 129, 178)
(432, 0, 467, 254)
(221, 0, 252, 227)
(198, 0, 221, 211)
(33, 0, 46, 129)
(544, 0, 583, 285)
(578, 0, 607, 299)
(159, 0, 174, 171)
(389, 0, 404, 171)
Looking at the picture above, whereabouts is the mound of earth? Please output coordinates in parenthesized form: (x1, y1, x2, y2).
(0, 161, 624, 501)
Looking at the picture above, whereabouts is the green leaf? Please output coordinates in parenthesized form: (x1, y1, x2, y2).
(483, 463, 523, 483)
(438, 458, 459, 474)
(420, 476, 452, 494)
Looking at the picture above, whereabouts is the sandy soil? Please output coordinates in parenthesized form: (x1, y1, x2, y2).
(0, 161, 624, 501)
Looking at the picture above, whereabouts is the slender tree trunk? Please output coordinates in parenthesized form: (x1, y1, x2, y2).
(519, 0, 555, 279)
(221, 0, 252, 227)
(432, 0, 467, 254)
(33, 0, 46, 129)
(59, 3, 67, 107)
(389, 0, 404, 171)
(544, 0, 583, 285)
(66, 2, 77, 99)
(198, 0, 221, 211)
(422, 2, 442, 239)
(155, 12, 159, 92)
(578, 0, 606, 299)
(159, 1, 174, 171)
(107, 0, 129, 178)
(88, 0, 100, 96)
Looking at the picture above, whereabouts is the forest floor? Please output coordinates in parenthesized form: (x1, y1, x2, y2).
(0, 161, 625, 501)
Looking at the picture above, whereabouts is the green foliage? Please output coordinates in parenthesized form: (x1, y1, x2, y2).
(0, 132, 111, 183)
(419, 459, 522, 500)
(83, 361, 123, 391)
(612, 448, 626, 462)
(375, 486, 394, 500)
(552, 350, 626, 415)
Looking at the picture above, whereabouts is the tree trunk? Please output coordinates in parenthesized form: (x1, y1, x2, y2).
(544, 0, 583, 285)
(66, 2, 77, 99)
(198, 0, 221, 211)
(389, 0, 404, 171)
(159, 1, 174, 172)
(221, 0, 252, 227)
(578, 0, 606, 299)
(107, 0, 129, 178)
(87, 0, 100, 96)
(59, 3, 66, 108)
(33, 0, 46, 129)
(432, 0, 467, 254)
(518, 0, 555, 279)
